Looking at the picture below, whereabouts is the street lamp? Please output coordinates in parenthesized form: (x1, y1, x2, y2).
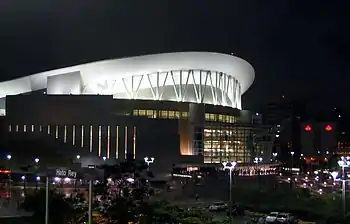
(34, 158, 40, 164)
(76, 155, 81, 160)
(5, 154, 12, 198)
(102, 156, 107, 161)
(144, 157, 155, 171)
(272, 153, 278, 162)
(21, 175, 26, 192)
(338, 156, 350, 220)
(36, 176, 40, 191)
(290, 151, 295, 173)
(222, 161, 237, 224)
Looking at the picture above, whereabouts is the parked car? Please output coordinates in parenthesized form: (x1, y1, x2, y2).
(265, 212, 279, 223)
(276, 213, 294, 223)
(226, 204, 245, 216)
(208, 202, 228, 212)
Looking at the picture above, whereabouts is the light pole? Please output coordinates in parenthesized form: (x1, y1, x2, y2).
(330, 171, 339, 195)
(254, 157, 263, 187)
(338, 157, 350, 220)
(21, 175, 26, 193)
(272, 152, 278, 161)
(222, 161, 237, 224)
(290, 152, 295, 173)
(6, 154, 12, 198)
(144, 157, 155, 171)
(45, 176, 49, 224)
(36, 176, 40, 191)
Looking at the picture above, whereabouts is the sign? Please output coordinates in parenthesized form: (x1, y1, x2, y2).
(55, 169, 77, 178)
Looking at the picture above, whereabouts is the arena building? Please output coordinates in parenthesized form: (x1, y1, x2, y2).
(0, 52, 273, 170)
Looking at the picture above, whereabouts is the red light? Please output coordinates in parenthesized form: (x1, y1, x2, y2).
(325, 124, 333, 131)
(304, 125, 312, 132)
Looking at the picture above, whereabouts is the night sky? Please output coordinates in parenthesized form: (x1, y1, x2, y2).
(0, 1, 349, 111)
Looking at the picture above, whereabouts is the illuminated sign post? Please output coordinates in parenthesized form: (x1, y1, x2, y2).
(55, 169, 77, 179)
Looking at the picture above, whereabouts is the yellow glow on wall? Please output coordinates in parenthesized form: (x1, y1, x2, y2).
(106, 126, 110, 158)
(98, 125, 102, 156)
(72, 125, 76, 145)
(55, 125, 59, 139)
(133, 126, 136, 159)
(64, 125, 67, 143)
(116, 126, 119, 159)
(81, 125, 84, 147)
(125, 126, 128, 159)
(89, 125, 93, 152)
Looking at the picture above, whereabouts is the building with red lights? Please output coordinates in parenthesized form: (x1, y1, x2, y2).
(301, 122, 336, 157)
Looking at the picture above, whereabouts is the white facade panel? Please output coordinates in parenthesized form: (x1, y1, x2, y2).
(0, 52, 254, 110)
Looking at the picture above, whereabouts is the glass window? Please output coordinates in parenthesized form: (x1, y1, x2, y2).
(138, 110, 146, 116)
(133, 110, 138, 116)
(161, 110, 168, 118)
(209, 114, 215, 121)
(175, 111, 180, 119)
(218, 115, 223, 122)
(181, 112, 188, 119)
(146, 110, 154, 118)
(168, 111, 175, 119)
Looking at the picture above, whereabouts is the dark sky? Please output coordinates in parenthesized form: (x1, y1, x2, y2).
(0, 1, 349, 111)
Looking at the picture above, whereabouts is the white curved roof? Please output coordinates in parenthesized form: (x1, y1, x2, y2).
(0, 52, 254, 109)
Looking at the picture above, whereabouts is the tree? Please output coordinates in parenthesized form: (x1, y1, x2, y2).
(21, 189, 77, 224)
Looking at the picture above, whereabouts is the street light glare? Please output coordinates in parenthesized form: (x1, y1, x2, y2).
(6, 154, 12, 160)
(222, 161, 237, 169)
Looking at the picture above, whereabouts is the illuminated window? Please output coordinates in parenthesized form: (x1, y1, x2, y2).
(116, 126, 119, 158)
(89, 125, 93, 152)
(175, 111, 180, 119)
(81, 125, 84, 147)
(168, 111, 175, 119)
(72, 125, 76, 145)
(125, 126, 128, 159)
(209, 114, 215, 121)
(98, 126, 102, 156)
(47, 125, 50, 134)
(133, 110, 138, 116)
(133, 126, 136, 159)
(182, 112, 188, 119)
(161, 110, 168, 118)
(107, 126, 110, 158)
(138, 110, 146, 116)
(64, 125, 67, 143)
(8, 125, 11, 132)
(304, 125, 312, 132)
(39, 125, 42, 132)
(146, 110, 154, 118)
(218, 115, 223, 122)
(23, 125, 27, 132)
(55, 125, 59, 139)
(325, 124, 333, 132)
(31, 125, 34, 132)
